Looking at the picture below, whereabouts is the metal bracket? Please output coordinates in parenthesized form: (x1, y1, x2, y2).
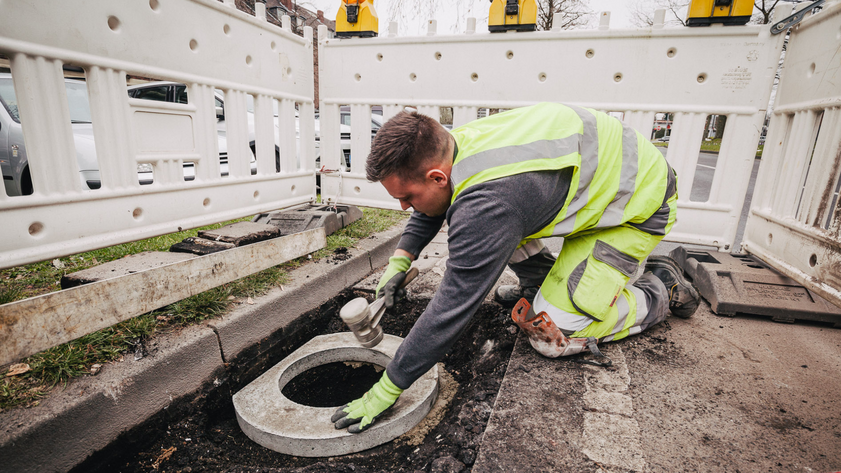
(771, 0, 825, 34)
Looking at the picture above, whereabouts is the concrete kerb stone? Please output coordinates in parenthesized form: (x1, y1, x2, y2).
(0, 324, 223, 473)
(0, 222, 407, 473)
(209, 226, 404, 362)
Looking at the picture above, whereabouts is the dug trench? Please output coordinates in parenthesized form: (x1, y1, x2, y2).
(73, 289, 518, 473)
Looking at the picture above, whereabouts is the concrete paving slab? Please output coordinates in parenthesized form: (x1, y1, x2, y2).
(198, 221, 281, 246)
(0, 324, 223, 473)
(60, 251, 195, 289)
(475, 302, 841, 472)
(233, 333, 438, 457)
(170, 236, 235, 255)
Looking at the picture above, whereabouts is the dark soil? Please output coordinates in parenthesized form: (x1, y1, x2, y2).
(74, 291, 518, 473)
(328, 247, 352, 264)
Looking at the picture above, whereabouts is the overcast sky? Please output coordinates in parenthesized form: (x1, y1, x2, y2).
(300, 0, 673, 36)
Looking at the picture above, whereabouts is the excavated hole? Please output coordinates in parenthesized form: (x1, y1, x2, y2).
(74, 289, 519, 473)
(281, 361, 383, 407)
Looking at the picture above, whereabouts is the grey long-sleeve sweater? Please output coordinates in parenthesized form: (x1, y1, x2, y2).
(386, 168, 573, 390)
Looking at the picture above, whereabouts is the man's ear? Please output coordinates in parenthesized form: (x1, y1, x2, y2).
(426, 168, 449, 188)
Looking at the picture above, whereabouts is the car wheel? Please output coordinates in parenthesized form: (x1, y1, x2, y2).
(21, 166, 33, 196)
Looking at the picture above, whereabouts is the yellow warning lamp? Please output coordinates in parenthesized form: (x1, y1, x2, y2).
(336, 0, 378, 38)
(489, 0, 537, 32)
(686, 0, 753, 26)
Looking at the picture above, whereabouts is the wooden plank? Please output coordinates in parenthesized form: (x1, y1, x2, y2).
(0, 228, 326, 366)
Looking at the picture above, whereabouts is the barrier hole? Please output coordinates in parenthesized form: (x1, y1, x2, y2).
(28, 222, 44, 236)
(246, 55, 253, 65)
(506, 50, 514, 59)
(281, 362, 383, 407)
(183, 161, 196, 182)
(667, 47, 677, 58)
(410, 73, 417, 81)
(189, 39, 198, 51)
(809, 254, 817, 267)
(796, 111, 824, 220)
(254, 190, 260, 199)
(808, 62, 816, 78)
(697, 73, 707, 83)
(132, 207, 143, 219)
(354, 73, 361, 82)
(538, 72, 547, 82)
(291, 185, 296, 192)
(286, 66, 292, 76)
(354, 186, 361, 194)
(823, 166, 841, 230)
(767, 233, 773, 245)
(149, 0, 160, 11)
(471, 73, 479, 82)
(689, 114, 727, 202)
(435, 52, 442, 60)
(202, 198, 210, 207)
(223, 24, 231, 35)
(271, 41, 276, 51)
(585, 49, 595, 58)
(107, 16, 121, 32)
(613, 73, 622, 82)
(377, 53, 383, 61)
(440, 107, 453, 128)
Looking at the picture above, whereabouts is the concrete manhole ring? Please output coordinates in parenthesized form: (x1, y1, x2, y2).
(233, 332, 439, 457)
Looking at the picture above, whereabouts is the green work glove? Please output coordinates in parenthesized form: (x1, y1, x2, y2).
(375, 256, 412, 308)
(331, 371, 403, 433)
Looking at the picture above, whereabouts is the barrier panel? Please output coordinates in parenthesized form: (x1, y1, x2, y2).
(742, 3, 841, 307)
(0, 0, 317, 269)
(318, 7, 791, 251)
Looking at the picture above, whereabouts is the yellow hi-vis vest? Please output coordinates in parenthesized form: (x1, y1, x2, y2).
(449, 103, 670, 241)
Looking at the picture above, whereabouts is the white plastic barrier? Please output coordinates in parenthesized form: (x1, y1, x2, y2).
(318, 8, 791, 251)
(742, 3, 841, 307)
(0, 0, 317, 269)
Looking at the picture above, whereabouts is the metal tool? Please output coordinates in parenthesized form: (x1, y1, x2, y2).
(340, 267, 419, 348)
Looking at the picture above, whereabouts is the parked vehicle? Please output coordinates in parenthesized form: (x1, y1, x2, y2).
(314, 108, 382, 169)
(0, 75, 263, 197)
(0, 73, 99, 196)
(128, 81, 264, 174)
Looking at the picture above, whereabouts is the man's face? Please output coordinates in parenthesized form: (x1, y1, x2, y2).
(381, 172, 452, 217)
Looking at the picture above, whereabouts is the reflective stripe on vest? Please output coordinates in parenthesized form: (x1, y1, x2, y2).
(449, 103, 667, 240)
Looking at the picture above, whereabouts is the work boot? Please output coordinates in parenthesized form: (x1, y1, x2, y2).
(494, 285, 539, 307)
(644, 255, 700, 318)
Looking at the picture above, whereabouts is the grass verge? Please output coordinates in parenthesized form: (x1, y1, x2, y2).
(651, 138, 763, 157)
(0, 206, 408, 411)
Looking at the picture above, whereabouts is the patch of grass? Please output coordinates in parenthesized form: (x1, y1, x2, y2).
(312, 207, 409, 260)
(700, 139, 722, 152)
(0, 216, 254, 304)
(0, 206, 408, 411)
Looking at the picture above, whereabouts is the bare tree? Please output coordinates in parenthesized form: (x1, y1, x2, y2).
(629, 0, 655, 26)
(536, 0, 592, 31)
(386, 0, 485, 35)
(752, 0, 785, 24)
(626, 0, 689, 27)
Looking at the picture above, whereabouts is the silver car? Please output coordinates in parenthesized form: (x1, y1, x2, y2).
(0, 73, 99, 196)
(0, 75, 261, 197)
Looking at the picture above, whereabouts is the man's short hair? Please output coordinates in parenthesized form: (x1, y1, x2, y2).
(366, 111, 449, 182)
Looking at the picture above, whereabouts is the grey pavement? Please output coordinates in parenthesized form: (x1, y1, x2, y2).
(397, 226, 841, 471)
